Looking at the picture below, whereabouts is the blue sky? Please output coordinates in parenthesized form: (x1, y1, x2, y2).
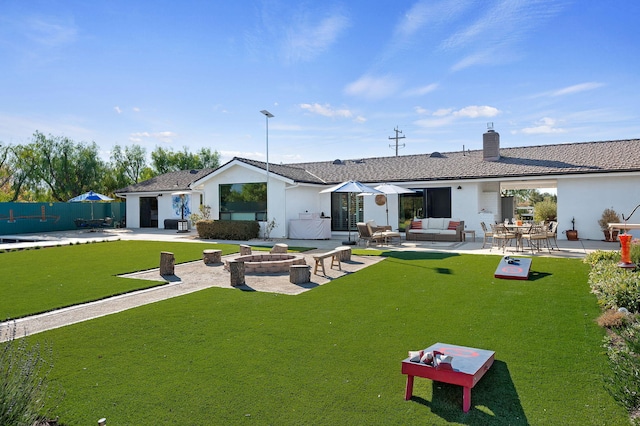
(1, 0, 639, 166)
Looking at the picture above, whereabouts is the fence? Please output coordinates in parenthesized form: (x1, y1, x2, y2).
(0, 202, 126, 235)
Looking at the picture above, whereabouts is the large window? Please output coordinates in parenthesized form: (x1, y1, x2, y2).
(330, 192, 364, 231)
(219, 183, 266, 221)
(399, 187, 452, 229)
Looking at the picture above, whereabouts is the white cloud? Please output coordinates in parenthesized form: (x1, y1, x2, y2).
(414, 116, 456, 128)
(551, 82, 605, 96)
(26, 17, 77, 47)
(114, 106, 122, 114)
(402, 83, 438, 97)
(433, 108, 453, 117)
(453, 105, 500, 118)
(132, 107, 141, 112)
(414, 105, 500, 128)
(519, 117, 567, 134)
(284, 12, 349, 63)
(440, 0, 565, 71)
(344, 75, 400, 100)
(300, 103, 353, 119)
(129, 131, 177, 143)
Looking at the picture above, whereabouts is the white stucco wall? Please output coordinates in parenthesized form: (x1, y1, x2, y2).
(125, 195, 140, 228)
(198, 164, 290, 238)
(557, 173, 640, 240)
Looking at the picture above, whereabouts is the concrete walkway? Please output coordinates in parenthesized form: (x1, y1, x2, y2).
(0, 228, 620, 341)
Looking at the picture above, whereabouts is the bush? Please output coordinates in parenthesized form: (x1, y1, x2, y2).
(604, 322, 640, 414)
(587, 254, 640, 420)
(1, 323, 56, 425)
(195, 220, 260, 240)
(588, 260, 640, 312)
(599, 208, 622, 231)
(533, 198, 557, 222)
(584, 249, 620, 266)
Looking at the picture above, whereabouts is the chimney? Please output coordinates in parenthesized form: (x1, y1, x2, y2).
(483, 123, 500, 161)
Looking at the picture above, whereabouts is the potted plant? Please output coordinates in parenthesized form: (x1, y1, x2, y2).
(598, 208, 621, 242)
(565, 217, 578, 241)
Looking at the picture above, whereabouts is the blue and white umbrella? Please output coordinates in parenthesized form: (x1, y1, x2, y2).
(69, 191, 113, 219)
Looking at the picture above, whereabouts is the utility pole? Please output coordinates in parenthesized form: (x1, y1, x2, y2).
(388, 127, 406, 156)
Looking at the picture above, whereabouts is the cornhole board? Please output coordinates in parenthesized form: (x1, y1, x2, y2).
(402, 342, 495, 412)
(494, 256, 532, 280)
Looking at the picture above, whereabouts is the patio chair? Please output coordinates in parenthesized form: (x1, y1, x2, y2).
(546, 221, 559, 250)
(480, 222, 493, 248)
(366, 219, 392, 233)
(490, 224, 516, 253)
(356, 222, 389, 247)
(521, 224, 550, 254)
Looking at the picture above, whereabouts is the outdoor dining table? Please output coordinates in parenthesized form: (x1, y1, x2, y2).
(504, 224, 533, 251)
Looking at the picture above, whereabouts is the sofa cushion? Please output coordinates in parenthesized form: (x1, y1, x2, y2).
(426, 218, 445, 229)
(411, 220, 422, 229)
(448, 220, 461, 230)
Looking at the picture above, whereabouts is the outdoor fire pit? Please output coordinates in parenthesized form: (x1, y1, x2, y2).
(224, 253, 306, 274)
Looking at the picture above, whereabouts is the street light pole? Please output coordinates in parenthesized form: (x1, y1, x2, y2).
(260, 110, 274, 224)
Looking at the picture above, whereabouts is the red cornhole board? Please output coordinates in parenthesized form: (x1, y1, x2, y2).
(402, 342, 495, 412)
(494, 256, 532, 280)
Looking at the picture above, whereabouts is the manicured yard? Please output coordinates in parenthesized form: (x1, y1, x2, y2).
(12, 247, 626, 424)
(0, 241, 240, 320)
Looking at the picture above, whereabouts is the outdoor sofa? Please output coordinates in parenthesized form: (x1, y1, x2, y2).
(406, 218, 464, 242)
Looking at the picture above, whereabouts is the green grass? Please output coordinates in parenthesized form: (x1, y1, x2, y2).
(15, 249, 627, 425)
(0, 241, 243, 320)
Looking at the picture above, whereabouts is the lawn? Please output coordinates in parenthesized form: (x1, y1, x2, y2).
(12, 247, 627, 425)
(0, 240, 242, 320)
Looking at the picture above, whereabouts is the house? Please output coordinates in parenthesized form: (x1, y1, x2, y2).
(116, 131, 640, 240)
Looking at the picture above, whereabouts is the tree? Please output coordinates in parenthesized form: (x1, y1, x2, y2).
(0, 143, 14, 201)
(20, 132, 106, 201)
(533, 197, 557, 222)
(150, 146, 220, 174)
(106, 144, 147, 193)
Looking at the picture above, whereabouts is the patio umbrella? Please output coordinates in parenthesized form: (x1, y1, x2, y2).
(373, 183, 415, 226)
(320, 180, 381, 244)
(68, 190, 113, 220)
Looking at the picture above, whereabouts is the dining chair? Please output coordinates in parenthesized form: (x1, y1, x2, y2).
(546, 221, 559, 250)
(521, 224, 550, 254)
(490, 224, 516, 252)
(480, 222, 493, 248)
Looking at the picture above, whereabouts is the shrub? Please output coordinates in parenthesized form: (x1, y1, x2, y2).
(584, 249, 620, 266)
(588, 260, 640, 312)
(190, 204, 212, 223)
(597, 309, 630, 328)
(599, 208, 621, 231)
(196, 220, 260, 240)
(603, 322, 640, 414)
(533, 198, 557, 222)
(0, 323, 56, 425)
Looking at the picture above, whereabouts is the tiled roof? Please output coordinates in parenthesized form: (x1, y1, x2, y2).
(118, 139, 640, 193)
(237, 139, 640, 184)
(116, 168, 214, 193)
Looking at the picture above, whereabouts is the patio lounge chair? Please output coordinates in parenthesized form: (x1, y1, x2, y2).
(356, 222, 388, 247)
(366, 219, 392, 233)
